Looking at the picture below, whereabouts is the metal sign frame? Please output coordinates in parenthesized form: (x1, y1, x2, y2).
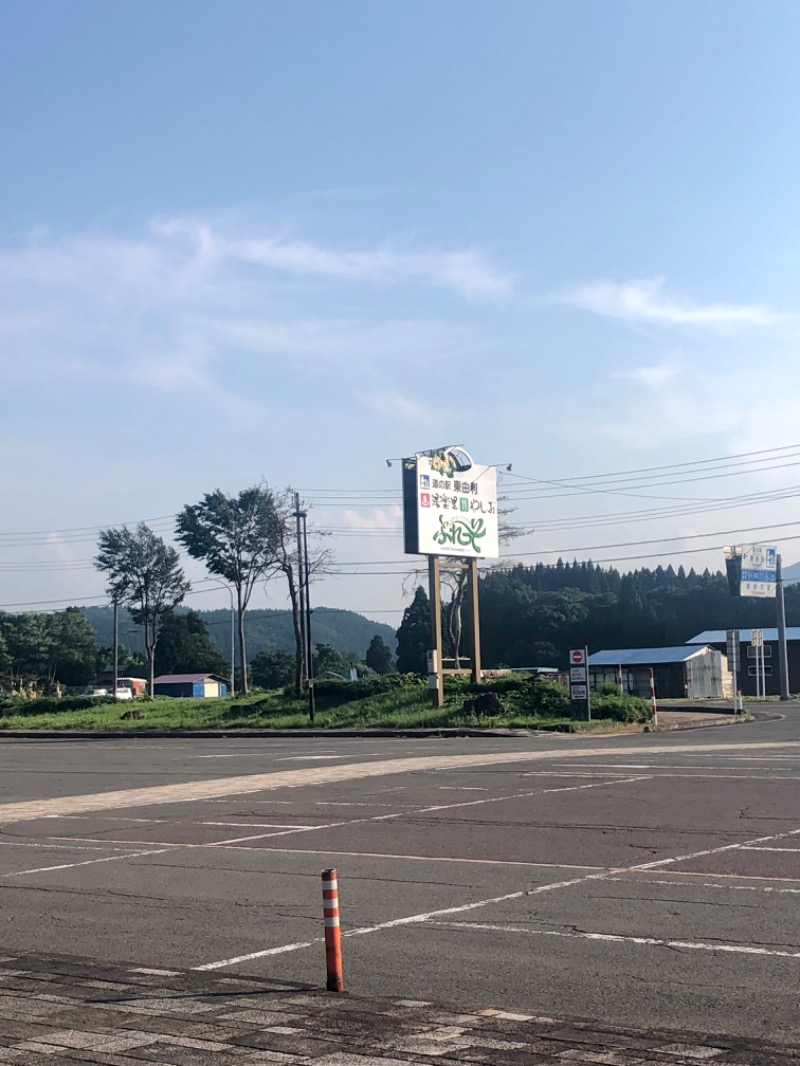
(569, 647, 591, 721)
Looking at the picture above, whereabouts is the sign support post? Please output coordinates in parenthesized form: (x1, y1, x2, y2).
(468, 558, 482, 684)
(752, 629, 763, 698)
(726, 629, 740, 714)
(428, 556, 444, 708)
(569, 647, 590, 722)
(776, 554, 790, 701)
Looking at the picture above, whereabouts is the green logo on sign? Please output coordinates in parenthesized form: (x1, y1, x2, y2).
(433, 516, 487, 553)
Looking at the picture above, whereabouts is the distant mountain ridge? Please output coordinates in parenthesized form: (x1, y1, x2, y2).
(80, 606, 397, 662)
(781, 560, 800, 584)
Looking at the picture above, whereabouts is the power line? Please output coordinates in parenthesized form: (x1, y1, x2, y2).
(509, 441, 800, 482)
(502, 457, 800, 501)
(0, 516, 176, 540)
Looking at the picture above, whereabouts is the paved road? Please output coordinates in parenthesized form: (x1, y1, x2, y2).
(1, 712, 798, 1044)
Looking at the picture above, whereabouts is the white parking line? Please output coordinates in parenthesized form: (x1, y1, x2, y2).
(740, 846, 800, 853)
(276, 756, 352, 761)
(603, 876, 800, 895)
(0, 840, 137, 852)
(3, 848, 174, 877)
(427, 921, 800, 960)
(195, 821, 800, 971)
(200, 822, 318, 829)
(195, 754, 262, 759)
(46, 775, 649, 852)
(542, 763, 800, 776)
(215, 846, 604, 870)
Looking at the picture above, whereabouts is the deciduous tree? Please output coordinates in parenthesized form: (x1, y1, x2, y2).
(176, 487, 281, 693)
(313, 642, 351, 679)
(251, 649, 295, 690)
(95, 524, 190, 695)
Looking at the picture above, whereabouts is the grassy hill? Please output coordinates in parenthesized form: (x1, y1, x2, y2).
(80, 605, 397, 662)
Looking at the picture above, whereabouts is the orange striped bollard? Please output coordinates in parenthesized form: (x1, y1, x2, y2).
(322, 868, 344, 992)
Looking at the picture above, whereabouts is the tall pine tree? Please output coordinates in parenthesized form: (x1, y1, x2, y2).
(396, 587, 430, 674)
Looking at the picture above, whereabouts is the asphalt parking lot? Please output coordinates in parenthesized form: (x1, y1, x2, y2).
(1, 713, 799, 1044)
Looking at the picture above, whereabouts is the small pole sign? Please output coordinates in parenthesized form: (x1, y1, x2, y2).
(726, 629, 740, 713)
(751, 629, 765, 698)
(569, 647, 591, 722)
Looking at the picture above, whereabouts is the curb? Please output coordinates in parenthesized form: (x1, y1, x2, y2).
(0, 726, 544, 741)
(0, 715, 753, 741)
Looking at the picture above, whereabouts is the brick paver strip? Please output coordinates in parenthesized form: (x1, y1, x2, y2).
(0, 954, 797, 1065)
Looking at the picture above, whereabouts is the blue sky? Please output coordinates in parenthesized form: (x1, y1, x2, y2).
(2, 1, 800, 623)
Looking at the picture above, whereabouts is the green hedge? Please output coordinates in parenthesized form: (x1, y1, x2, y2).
(0, 695, 118, 717)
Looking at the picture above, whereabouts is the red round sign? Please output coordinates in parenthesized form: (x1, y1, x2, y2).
(571, 650, 584, 664)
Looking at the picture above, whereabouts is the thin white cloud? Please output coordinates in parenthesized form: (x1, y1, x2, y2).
(362, 389, 438, 425)
(613, 361, 680, 388)
(559, 277, 780, 326)
(155, 217, 510, 299)
(0, 218, 498, 418)
(580, 355, 800, 454)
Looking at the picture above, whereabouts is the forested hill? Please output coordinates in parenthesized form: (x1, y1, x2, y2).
(477, 560, 800, 668)
(80, 606, 397, 661)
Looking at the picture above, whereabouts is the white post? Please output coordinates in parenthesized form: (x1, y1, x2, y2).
(761, 643, 766, 699)
(649, 667, 658, 729)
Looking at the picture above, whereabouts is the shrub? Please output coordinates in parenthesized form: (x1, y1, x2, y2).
(461, 692, 505, 717)
(597, 680, 624, 696)
(313, 675, 426, 703)
(591, 692, 650, 723)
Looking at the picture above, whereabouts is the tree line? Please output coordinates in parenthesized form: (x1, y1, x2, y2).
(6, 552, 797, 691)
(0, 608, 226, 693)
(1, 484, 395, 696)
(395, 559, 800, 671)
(94, 485, 332, 695)
(0, 605, 397, 694)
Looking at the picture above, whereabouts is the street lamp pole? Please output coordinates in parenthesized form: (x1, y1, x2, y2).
(303, 509, 315, 723)
(292, 497, 315, 723)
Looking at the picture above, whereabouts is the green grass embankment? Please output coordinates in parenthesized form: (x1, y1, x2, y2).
(0, 676, 652, 732)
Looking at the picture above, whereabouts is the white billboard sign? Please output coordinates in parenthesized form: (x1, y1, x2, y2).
(740, 544, 777, 598)
(403, 446, 499, 559)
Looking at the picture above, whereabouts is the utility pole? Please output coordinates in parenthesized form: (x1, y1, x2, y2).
(294, 493, 307, 686)
(227, 587, 235, 699)
(293, 494, 315, 722)
(112, 597, 119, 697)
(776, 554, 790, 700)
(302, 508, 315, 723)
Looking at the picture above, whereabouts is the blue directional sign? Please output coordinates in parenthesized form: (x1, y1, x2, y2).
(740, 544, 777, 598)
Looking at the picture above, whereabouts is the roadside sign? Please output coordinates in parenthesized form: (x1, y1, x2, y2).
(569, 647, 591, 722)
(751, 629, 763, 647)
(725, 545, 777, 598)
